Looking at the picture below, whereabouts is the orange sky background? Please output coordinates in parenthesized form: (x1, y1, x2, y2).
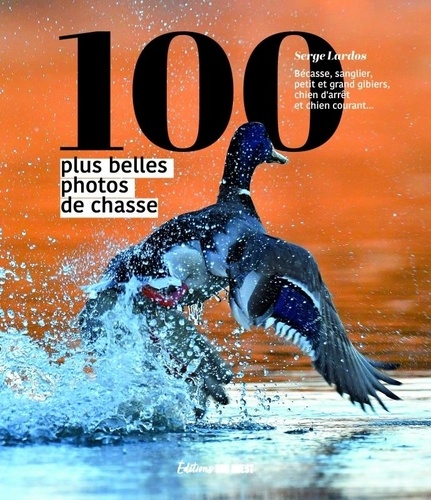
(1, 1, 430, 372)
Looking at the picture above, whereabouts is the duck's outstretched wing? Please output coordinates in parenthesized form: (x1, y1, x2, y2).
(227, 233, 401, 411)
(310, 294, 400, 411)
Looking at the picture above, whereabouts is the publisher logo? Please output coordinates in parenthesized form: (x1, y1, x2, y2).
(177, 461, 254, 475)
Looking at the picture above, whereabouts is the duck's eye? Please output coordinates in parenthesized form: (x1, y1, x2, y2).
(260, 141, 270, 156)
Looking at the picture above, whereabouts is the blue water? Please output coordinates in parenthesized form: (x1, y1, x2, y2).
(0, 361, 430, 499)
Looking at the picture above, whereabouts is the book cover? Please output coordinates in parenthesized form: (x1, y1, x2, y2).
(1, 1, 430, 498)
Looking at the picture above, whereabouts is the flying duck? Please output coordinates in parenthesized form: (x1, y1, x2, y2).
(79, 122, 287, 414)
(226, 232, 401, 411)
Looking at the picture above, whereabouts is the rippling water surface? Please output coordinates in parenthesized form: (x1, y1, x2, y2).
(0, 372, 430, 499)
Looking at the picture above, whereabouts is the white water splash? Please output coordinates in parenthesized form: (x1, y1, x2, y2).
(0, 278, 198, 445)
(0, 326, 196, 444)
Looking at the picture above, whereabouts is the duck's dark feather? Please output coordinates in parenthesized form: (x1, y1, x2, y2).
(102, 199, 266, 304)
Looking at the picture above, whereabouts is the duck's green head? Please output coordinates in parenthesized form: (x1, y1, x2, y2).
(231, 122, 288, 166)
(221, 122, 288, 196)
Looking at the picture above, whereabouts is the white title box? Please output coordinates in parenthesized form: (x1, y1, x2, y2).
(60, 157, 174, 178)
(60, 178, 135, 198)
(60, 197, 159, 218)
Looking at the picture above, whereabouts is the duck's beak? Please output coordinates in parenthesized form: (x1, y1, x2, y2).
(267, 147, 288, 164)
